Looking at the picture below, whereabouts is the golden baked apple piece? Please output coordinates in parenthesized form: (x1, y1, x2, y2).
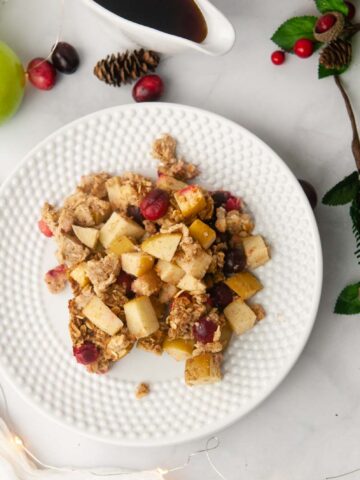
(155, 259, 185, 285)
(107, 235, 136, 256)
(224, 298, 257, 335)
(225, 272, 263, 300)
(121, 252, 154, 277)
(174, 185, 207, 217)
(189, 219, 216, 249)
(83, 295, 123, 336)
(99, 212, 145, 248)
(69, 262, 89, 288)
(175, 247, 212, 279)
(242, 235, 270, 269)
(141, 233, 182, 262)
(156, 174, 187, 191)
(177, 274, 206, 293)
(124, 296, 159, 339)
(72, 225, 99, 249)
(185, 353, 222, 386)
(163, 338, 194, 361)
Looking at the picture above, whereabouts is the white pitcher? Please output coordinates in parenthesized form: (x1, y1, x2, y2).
(82, 0, 235, 55)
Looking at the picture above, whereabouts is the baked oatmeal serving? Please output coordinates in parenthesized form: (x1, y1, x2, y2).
(39, 135, 270, 386)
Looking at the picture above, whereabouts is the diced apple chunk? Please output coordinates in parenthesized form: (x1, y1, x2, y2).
(121, 252, 154, 277)
(224, 298, 257, 336)
(163, 338, 194, 361)
(99, 212, 145, 248)
(141, 233, 181, 262)
(105, 177, 135, 210)
(225, 272, 263, 300)
(177, 274, 206, 293)
(185, 353, 222, 386)
(70, 262, 89, 288)
(175, 248, 212, 279)
(174, 185, 207, 217)
(124, 296, 159, 339)
(220, 321, 233, 350)
(83, 295, 123, 336)
(189, 219, 216, 249)
(107, 235, 136, 256)
(156, 174, 187, 191)
(242, 235, 270, 268)
(155, 260, 185, 285)
(72, 225, 99, 249)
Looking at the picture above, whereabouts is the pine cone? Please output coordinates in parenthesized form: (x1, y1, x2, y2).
(319, 38, 352, 70)
(93, 49, 160, 87)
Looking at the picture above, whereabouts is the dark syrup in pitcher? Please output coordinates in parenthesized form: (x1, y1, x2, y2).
(94, 0, 208, 43)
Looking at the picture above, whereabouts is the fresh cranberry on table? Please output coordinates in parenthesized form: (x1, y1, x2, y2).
(51, 42, 80, 74)
(193, 317, 218, 344)
(132, 74, 164, 102)
(140, 188, 170, 221)
(27, 58, 57, 90)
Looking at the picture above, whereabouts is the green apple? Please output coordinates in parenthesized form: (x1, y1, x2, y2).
(0, 42, 25, 125)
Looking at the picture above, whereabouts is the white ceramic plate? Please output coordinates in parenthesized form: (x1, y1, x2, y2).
(0, 104, 322, 446)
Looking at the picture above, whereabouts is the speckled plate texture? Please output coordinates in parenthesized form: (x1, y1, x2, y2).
(0, 104, 322, 446)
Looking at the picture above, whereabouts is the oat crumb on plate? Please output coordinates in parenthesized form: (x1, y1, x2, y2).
(135, 383, 150, 399)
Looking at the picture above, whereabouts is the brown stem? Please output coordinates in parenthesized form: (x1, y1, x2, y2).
(334, 75, 360, 172)
(343, 23, 360, 39)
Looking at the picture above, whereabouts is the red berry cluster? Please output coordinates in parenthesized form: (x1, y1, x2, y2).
(27, 42, 80, 90)
(271, 2, 356, 66)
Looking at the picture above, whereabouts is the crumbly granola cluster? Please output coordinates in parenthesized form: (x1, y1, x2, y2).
(40, 134, 270, 387)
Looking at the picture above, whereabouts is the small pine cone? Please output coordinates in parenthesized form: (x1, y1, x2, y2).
(319, 38, 352, 70)
(93, 49, 160, 87)
(314, 11, 345, 42)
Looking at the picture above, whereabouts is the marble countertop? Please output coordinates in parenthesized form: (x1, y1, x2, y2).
(1, 0, 360, 478)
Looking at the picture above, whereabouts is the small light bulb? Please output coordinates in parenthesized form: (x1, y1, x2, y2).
(13, 435, 23, 447)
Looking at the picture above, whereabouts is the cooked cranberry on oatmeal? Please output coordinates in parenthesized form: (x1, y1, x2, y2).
(39, 134, 270, 386)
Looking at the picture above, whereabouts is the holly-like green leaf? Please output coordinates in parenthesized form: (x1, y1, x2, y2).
(315, 0, 349, 15)
(271, 16, 318, 51)
(318, 63, 349, 79)
(335, 282, 360, 314)
(350, 194, 360, 264)
(322, 171, 359, 205)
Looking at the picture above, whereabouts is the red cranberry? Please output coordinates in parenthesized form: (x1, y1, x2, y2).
(118, 270, 135, 296)
(271, 50, 286, 65)
(224, 247, 246, 276)
(193, 317, 218, 344)
(299, 179, 318, 210)
(345, 1, 356, 19)
(315, 14, 337, 33)
(225, 195, 242, 212)
(27, 58, 57, 90)
(132, 74, 164, 102)
(208, 283, 234, 310)
(140, 189, 170, 221)
(38, 219, 53, 237)
(73, 342, 99, 365)
(47, 264, 67, 276)
(126, 205, 144, 225)
(51, 42, 80, 74)
(211, 191, 231, 209)
(294, 39, 314, 58)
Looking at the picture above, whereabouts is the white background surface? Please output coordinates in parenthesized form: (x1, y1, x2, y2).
(0, 0, 360, 479)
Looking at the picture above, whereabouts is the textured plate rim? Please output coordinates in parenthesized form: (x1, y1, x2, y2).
(0, 103, 323, 447)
